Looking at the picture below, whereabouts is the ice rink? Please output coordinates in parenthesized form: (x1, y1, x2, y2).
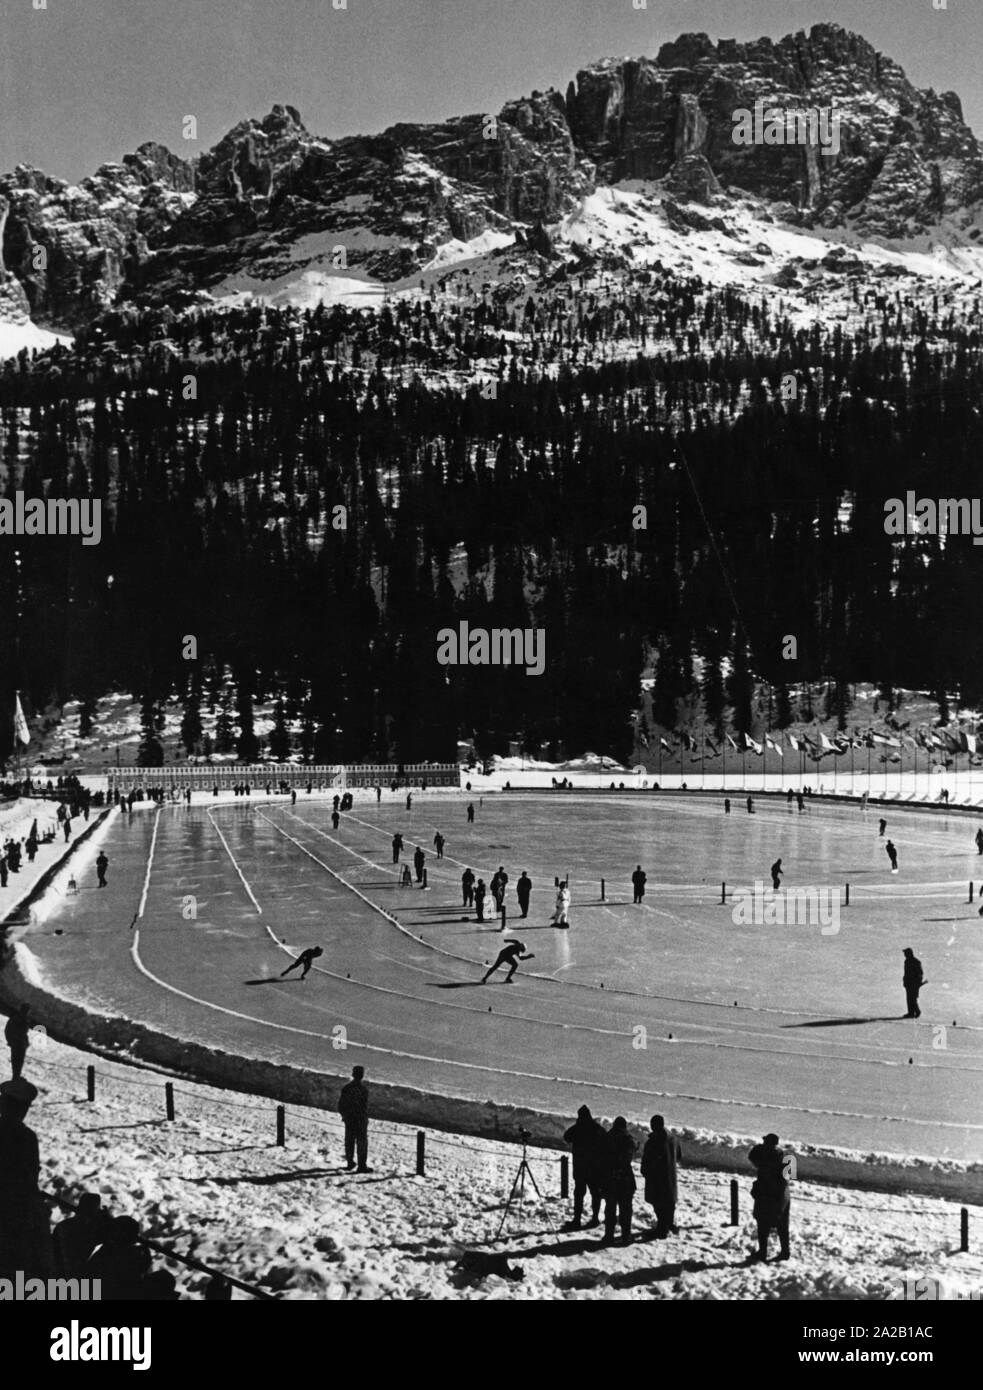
(20, 791, 983, 1162)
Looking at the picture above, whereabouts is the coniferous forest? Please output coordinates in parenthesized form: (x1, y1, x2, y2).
(2, 263, 983, 764)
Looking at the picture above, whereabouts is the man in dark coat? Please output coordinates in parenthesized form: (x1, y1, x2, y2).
(562, 1105, 607, 1230)
(601, 1116, 637, 1246)
(902, 947, 924, 1018)
(338, 1065, 371, 1173)
(640, 1114, 682, 1238)
(4, 1005, 30, 1080)
(886, 839, 899, 872)
(631, 865, 647, 905)
(516, 872, 532, 918)
(490, 867, 508, 909)
(748, 1133, 791, 1262)
(95, 852, 109, 887)
(0, 1077, 51, 1278)
(413, 846, 426, 883)
(461, 868, 475, 907)
(770, 858, 783, 891)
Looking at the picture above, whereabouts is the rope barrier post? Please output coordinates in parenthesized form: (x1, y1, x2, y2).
(721, 881, 726, 905)
(276, 1105, 286, 1147)
(560, 1155, 569, 1199)
(165, 1082, 175, 1122)
(600, 878, 605, 902)
(729, 1179, 739, 1226)
(845, 882, 850, 907)
(970, 881, 974, 904)
(422, 867, 428, 890)
(416, 1131, 426, 1177)
(86, 1065, 95, 1103)
(500, 904, 507, 930)
(961, 1207, 969, 1253)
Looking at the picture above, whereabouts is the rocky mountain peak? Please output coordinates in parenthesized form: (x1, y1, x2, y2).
(2, 24, 983, 334)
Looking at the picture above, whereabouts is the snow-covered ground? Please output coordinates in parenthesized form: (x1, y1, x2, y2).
(12, 1031, 981, 1300)
(0, 319, 71, 360)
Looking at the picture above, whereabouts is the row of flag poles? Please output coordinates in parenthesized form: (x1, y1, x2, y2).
(647, 725, 978, 787)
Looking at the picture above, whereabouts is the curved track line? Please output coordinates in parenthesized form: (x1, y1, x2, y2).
(126, 926, 979, 1131)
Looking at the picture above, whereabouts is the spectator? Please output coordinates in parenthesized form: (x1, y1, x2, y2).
(86, 1215, 151, 1299)
(600, 1116, 637, 1246)
(4, 1004, 30, 1079)
(748, 1133, 791, 1263)
(640, 1115, 682, 1238)
(562, 1105, 607, 1231)
(338, 1065, 371, 1173)
(53, 1193, 111, 1276)
(0, 1077, 52, 1278)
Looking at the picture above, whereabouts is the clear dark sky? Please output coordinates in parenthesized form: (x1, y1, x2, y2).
(1, 0, 978, 181)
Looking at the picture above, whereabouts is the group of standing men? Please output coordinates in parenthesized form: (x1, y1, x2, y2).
(563, 1108, 681, 1245)
(562, 1109, 793, 1260)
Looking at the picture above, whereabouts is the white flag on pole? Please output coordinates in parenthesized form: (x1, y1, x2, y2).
(13, 693, 30, 747)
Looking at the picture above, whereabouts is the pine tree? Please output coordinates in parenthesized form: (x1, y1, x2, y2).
(78, 697, 97, 739)
(137, 694, 164, 766)
(214, 699, 236, 754)
(268, 699, 291, 762)
(236, 686, 259, 762)
(180, 685, 204, 755)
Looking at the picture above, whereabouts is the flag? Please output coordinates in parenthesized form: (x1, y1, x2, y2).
(660, 737, 673, 752)
(726, 735, 739, 752)
(766, 736, 783, 758)
(705, 738, 720, 757)
(820, 733, 836, 753)
(965, 733, 977, 754)
(744, 734, 763, 756)
(786, 733, 800, 752)
(13, 694, 29, 747)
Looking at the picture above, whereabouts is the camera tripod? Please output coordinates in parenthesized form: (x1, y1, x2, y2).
(496, 1133, 556, 1238)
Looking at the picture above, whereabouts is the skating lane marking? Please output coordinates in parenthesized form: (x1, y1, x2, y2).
(125, 927, 983, 1130)
(206, 810, 263, 914)
(128, 807, 162, 929)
